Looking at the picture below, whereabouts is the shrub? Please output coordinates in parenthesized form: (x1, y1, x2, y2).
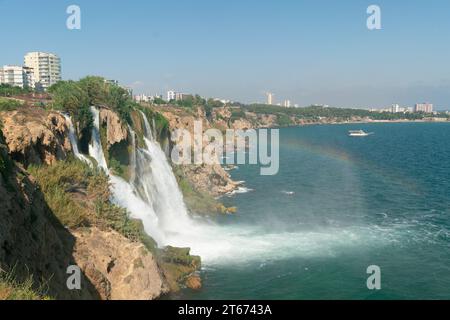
(0, 98, 23, 112)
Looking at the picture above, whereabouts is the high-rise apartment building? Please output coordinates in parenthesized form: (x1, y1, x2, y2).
(266, 92, 274, 105)
(415, 103, 433, 113)
(24, 52, 61, 90)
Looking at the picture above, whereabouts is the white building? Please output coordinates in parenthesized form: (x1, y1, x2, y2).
(415, 103, 433, 113)
(283, 100, 291, 108)
(167, 90, 176, 102)
(24, 52, 61, 90)
(23, 66, 35, 89)
(0, 65, 35, 89)
(391, 104, 400, 113)
(134, 94, 162, 103)
(266, 92, 274, 105)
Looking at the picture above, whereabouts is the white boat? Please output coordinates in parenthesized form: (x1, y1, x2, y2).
(348, 130, 373, 137)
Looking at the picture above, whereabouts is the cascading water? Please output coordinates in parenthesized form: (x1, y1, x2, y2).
(63, 114, 92, 166)
(88, 107, 108, 172)
(87, 107, 165, 243)
(136, 111, 192, 232)
(128, 125, 137, 185)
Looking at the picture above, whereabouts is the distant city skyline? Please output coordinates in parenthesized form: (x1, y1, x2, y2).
(2, 0, 450, 109)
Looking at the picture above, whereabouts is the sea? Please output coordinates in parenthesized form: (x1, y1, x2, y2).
(180, 122, 450, 300)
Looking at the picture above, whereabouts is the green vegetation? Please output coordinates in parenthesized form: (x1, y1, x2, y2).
(138, 105, 170, 141)
(0, 84, 32, 97)
(173, 165, 224, 215)
(0, 98, 24, 112)
(243, 104, 431, 121)
(48, 76, 137, 140)
(158, 246, 201, 292)
(152, 97, 166, 105)
(28, 159, 157, 252)
(48, 80, 93, 138)
(171, 94, 205, 109)
(0, 268, 51, 300)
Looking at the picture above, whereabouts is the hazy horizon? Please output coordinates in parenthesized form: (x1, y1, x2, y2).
(1, 0, 450, 109)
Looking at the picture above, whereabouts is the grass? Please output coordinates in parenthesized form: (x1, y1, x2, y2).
(0, 268, 52, 300)
(28, 159, 158, 252)
(0, 98, 23, 112)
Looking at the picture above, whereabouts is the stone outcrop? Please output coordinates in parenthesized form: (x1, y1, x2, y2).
(0, 132, 98, 300)
(99, 108, 128, 149)
(72, 228, 169, 300)
(0, 107, 71, 167)
(160, 107, 239, 197)
(178, 164, 239, 196)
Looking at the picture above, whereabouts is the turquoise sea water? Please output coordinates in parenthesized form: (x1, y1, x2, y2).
(182, 123, 450, 300)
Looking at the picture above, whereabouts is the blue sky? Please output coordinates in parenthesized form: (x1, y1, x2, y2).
(1, 0, 450, 109)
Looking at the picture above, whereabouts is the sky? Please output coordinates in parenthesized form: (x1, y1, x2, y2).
(1, 0, 450, 109)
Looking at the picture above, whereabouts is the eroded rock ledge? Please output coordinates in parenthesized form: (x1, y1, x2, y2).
(72, 228, 169, 300)
(0, 108, 71, 167)
(99, 108, 128, 150)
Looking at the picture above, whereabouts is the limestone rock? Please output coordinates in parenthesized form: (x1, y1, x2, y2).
(185, 274, 202, 290)
(72, 228, 169, 300)
(160, 109, 239, 197)
(0, 107, 71, 167)
(99, 108, 128, 149)
(0, 132, 97, 300)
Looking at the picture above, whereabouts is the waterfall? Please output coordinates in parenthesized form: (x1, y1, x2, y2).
(88, 107, 109, 172)
(128, 125, 137, 185)
(136, 111, 192, 232)
(87, 107, 165, 244)
(63, 114, 92, 166)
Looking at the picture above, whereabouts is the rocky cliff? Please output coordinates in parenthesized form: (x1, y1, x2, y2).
(0, 106, 199, 300)
(159, 106, 239, 198)
(99, 108, 128, 150)
(0, 108, 71, 167)
(0, 127, 97, 299)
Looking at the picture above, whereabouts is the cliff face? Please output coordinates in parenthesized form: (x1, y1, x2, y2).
(160, 107, 239, 197)
(0, 130, 98, 299)
(0, 106, 199, 300)
(99, 108, 128, 150)
(0, 108, 71, 167)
